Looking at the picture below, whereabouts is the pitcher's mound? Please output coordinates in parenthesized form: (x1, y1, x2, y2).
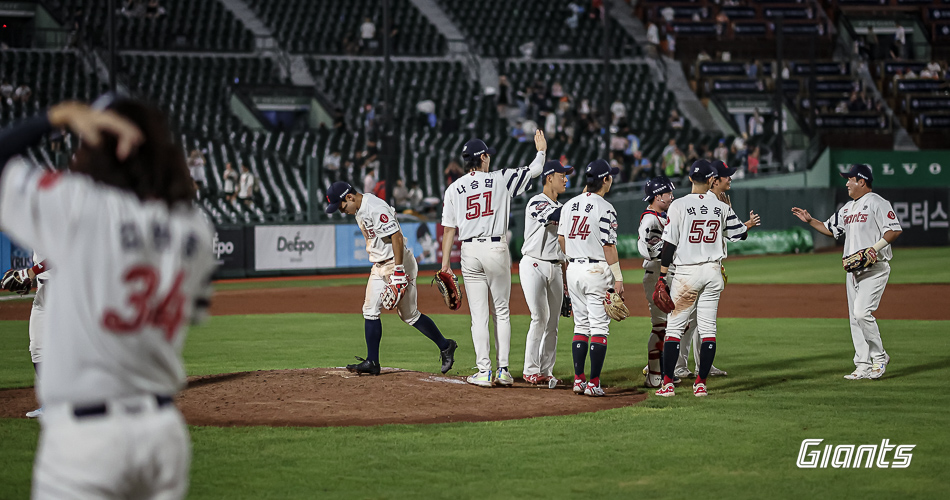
(0, 368, 648, 427)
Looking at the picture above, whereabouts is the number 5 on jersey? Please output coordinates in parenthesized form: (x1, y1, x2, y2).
(465, 192, 495, 220)
(688, 219, 721, 243)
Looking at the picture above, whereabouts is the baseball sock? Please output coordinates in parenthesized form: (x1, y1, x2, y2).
(663, 340, 680, 385)
(364, 319, 383, 363)
(572, 334, 589, 376)
(412, 314, 450, 350)
(588, 335, 607, 385)
(648, 328, 663, 375)
(697, 340, 717, 381)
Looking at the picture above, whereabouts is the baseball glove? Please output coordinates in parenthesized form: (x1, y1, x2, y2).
(653, 277, 674, 314)
(604, 288, 629, 321)
(433, 271, 463, 310)
(843, 247, 878, 273)
(1, 268, 34, 295)
(721, 264, 728, 286)
(560, 291, 572, 317)
(381, 265, 408, 310)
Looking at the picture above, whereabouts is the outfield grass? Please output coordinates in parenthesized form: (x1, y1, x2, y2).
(2, 313, 949, 499)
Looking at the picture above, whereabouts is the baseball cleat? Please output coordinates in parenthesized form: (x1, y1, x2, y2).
(583, 382, 606, 397)
(547, 377, 559, 389)
(693, 382, 708, 397)
(439, 339, 458, 374)
(346, 357, 381, 376)
(642, 365, 649, 376)
(844, 368, 870, 380)
(674, 367, 693, 379)
(572, 376, 587, 394)
(708, 366, 728, 376)
(644, 372, 664, 388)
(523, 373, 540, 385)
(466, 371, 493, 387)
(25, 407, 43, 418)
(869, 354, 890, 379)
(655, 383, 676, 397)
(495, 368, 514, 386)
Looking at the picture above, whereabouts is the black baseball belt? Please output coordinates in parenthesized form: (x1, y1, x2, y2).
(462, 236, 502, 243)
(569, 258, 602, 263)
(73, 395, 174, 419)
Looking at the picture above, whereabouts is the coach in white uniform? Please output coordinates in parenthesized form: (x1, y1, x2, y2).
(792, 164, 902, 380)
(558, 159, 623, 397)
(520, 160, 572, 385)
(0, 99, 215, 499)
(325, 181, 457, 376)
(440, 131, 547, 387)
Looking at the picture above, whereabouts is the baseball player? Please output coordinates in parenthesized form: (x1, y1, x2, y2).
(792, 164, 902, 379)
(520, 159, 572, 386)
(0, 98, 215, 499)
(638, 176, 675, 388)
(440, 131, 547, 387)
(1, 255, 51, 417)
(654, 160, 749, 397)
(673, 160, 760, 378)
(324, 181, 458, 376)
(558, 159, 623, 397)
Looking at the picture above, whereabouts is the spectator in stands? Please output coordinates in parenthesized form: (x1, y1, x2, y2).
(720, 51, 732, 62)
(610, 99, 627, 126)
(392, 179, 410, 211)
(360, 18, 377, 54)
(661, 5, 675, 24)
(894, 25, 906, 60)
(905, 67, 918, 79)
(713, 138, 728, 163)
(566, 2, 584, 30)
(731, 133, 748, 167)
(590, 0, 604, 20)
(662, 144, 686, 181)
(714, 8, 729, 37)
(669, 109, 684, 130)
(866, 27, 878, 62)
(187, 150, 207, 193)
(609, 132, 628, 158)
(551, 81, 564, 99)
(630, 151, 653, 182)
(748, 146, 761, 175)
(686, 143, 700, 163)
(697, 50, 712, 62)
(363, 166, 377, 194)
(780, 63, 790, 80)
(222, 163, 238, 202)
(122, 0, 146, 18)
(146, 0, 165, 18)
(408, 181, 424, 210)
(609, 152, 625, 182)
(497, 75, 513, 117)
(748, 108, 765, 136)
(444, 160, 464, 185)
(665, 32, 677, 58)
(238, 164, 254, 207)
(625, 130, 640, 157)
(13, 83, 31, 103)
(747, 60, 759, 79)
(646, 20, 660, 55)
(323, 150, 342, 185)
(0, 79, 13, 106)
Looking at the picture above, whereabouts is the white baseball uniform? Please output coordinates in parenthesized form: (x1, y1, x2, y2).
(357, 193, 422, 325)
(442, 151, 545, 373)
(519, 192, 565, 378)
(638, 209, 675, 385)
(558, 192, 618, 339)
(0, 159, 215, 500)
(661, 193, 745, 342)
(825, 192, 902, 370)
(29, 252, 50, 364)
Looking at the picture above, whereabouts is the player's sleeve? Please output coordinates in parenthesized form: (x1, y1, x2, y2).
(441, 188, 457, 228)
(824, 206, 845, 239)
(600, 207, 618, 246)
(662, 204, 681, 246)
(372, 206, 401, 238)
(723, 205, 749, 241)
(638, 214, 663, 259)
(504, 151, 546, 197)
(528, 199, 561, 226)
(0, 159, 87, 260)
(875, 199, 903, 233)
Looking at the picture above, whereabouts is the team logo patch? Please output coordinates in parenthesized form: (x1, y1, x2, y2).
(887, 211, 896, 220)
(699, 195, 704, 199)
(37, 171, 62, 190)
(380, 214, 389, 223)
(533, 263, 539, 268)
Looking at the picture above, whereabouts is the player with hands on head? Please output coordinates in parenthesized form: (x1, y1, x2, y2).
(520, 159, 573, 386)
(440, 131, 547, 387)
(653, 160, 745, 397)
(0, 97, 213, 500)
(325, 181, 458, 376)
(791, 163, 901, 380)
(558, 159, 623, 397)
(638, 176, 676, 388)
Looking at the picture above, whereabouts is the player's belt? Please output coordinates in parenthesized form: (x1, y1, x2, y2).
(525, 255, 560, 264)
(72, 395, 174, 419)
(569, 258, 602, 263)
(37, 278, 48, 285)
(462, 236, 502, 243)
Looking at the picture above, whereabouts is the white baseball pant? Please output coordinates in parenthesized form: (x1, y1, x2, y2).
(32, 395, 190, 500)
(645, 266, 698, 373)
(847, 262, 890, 370)
(519, 256, 562, 378)
(665, 262, 724, 342)
(362, 248, 421, 326)
(29, 282, 46, 364)
(461, 239, 512, 373)
(566, 260, 612, 338)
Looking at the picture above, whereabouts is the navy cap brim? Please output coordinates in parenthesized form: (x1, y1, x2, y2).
(610, 166, 621, 177)
(325, 201, 342, 214)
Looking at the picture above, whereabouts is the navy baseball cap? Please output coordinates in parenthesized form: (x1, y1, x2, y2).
(586, 159, 620, 179)
(840, 163, 873, 184)
(542, 159, 574, 177)
(688, 159, 718, 181)
(711, 160, 737, 178)
(643, 176, 675, 201)
(324, 181, 354, 213)
(461, 138, 496, 161)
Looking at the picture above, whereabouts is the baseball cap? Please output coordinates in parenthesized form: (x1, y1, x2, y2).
(542, 159, 574, 177)
(711, 160, 737, 178)
(840, 163, 873, 184)
(643, 175, 675, 201)
(324, 181, 354, 213)
(586, 159, 620, 179)
(461, 138, 496, 161)
(688, 159, 718, 181)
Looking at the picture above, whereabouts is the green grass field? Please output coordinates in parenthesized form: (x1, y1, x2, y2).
(1, 249, 948, 499)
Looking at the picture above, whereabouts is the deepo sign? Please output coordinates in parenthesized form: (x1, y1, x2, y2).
(255, 225, 335, 270)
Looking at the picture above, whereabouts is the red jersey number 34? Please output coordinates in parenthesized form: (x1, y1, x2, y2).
(102, 266, 186, 342)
